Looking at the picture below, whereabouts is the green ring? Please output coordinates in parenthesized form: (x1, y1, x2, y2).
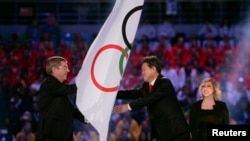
(119, 46, 130, 75)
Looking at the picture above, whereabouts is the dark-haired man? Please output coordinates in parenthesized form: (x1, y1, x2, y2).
(113, 55, 191, 141)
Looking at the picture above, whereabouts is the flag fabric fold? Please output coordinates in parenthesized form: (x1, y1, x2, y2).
(75, 0, 144, 140)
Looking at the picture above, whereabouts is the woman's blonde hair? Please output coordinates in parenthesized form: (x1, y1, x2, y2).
(199, 77, 222, 100)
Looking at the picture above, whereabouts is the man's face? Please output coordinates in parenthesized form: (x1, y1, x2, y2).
(141, 62, 155, 83)
(53, 61, 69, 82)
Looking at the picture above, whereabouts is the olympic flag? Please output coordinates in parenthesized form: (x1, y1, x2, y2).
(75, 0, 144, 140)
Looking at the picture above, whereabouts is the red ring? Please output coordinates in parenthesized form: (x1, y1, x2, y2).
(91, 44, 128, 92)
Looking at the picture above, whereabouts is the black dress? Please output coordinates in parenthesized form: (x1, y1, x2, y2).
(189, 100, 229, 141)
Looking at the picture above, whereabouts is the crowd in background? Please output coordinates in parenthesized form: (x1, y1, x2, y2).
(0, 15, 250, 141)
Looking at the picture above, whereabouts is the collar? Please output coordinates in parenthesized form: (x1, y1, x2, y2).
(150, 77, 157, 86)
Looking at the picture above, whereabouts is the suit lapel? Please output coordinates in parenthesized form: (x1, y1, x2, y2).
(150, 75, 163, 93)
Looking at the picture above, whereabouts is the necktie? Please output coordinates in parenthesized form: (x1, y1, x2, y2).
(149, 84, 153, 93)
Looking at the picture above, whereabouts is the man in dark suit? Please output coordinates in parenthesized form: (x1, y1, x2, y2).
(113, 55, 191, 141)
(37, 56, 87, 141)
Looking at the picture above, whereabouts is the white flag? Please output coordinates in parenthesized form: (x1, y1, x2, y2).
(75, 0, 144, 140)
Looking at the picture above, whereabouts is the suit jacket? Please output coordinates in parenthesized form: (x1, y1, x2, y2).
(37, 75, 85, 141)
(117, 75, 190, 141)
(189, 100, 229, 141)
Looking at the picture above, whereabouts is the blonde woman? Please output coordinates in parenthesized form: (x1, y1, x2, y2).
(189, 77, 229, 141)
